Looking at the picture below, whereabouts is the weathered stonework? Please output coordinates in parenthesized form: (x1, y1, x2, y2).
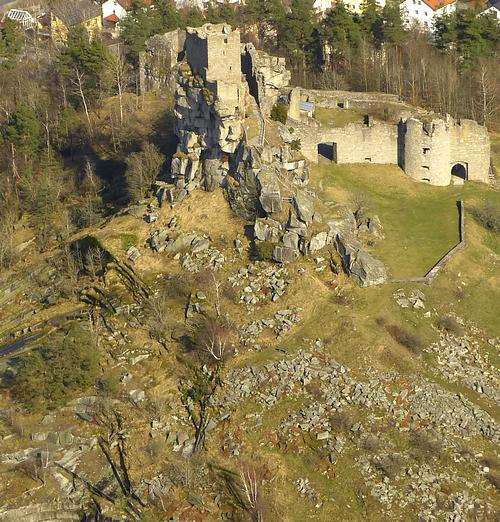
(139, 29, 186, 93)
(295, 113, 490, 185)
(401, 116, 490, 185)
(241, 43, 291, 117)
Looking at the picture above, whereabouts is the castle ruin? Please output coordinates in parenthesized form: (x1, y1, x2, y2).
(143, 23, 491, 285)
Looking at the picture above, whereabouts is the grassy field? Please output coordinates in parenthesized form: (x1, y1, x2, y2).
(311, 162, 499, 279)
(313, 107, 366, 128)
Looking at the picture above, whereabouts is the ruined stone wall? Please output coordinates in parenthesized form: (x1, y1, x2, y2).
(306, 89, 403, 111)
(296, 120, 398, 164)
(402, 118, 452, 186)
(450, 119, 490, 183)
(185, 24, 241, 84)
(139, 29, 186, 93)
(242, 43, 291, 116)
(402, 116, 490, 185)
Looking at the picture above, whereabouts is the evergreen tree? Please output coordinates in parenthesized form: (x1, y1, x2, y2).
(3, 103, 41, 156)
(360, 0, 383, 46)
(321, 2, 361, 65)
(0, 20, 22, 69)
(13, 324, 99, 412)
(281, 0, 318, 69)
(381, 1, 407, 47)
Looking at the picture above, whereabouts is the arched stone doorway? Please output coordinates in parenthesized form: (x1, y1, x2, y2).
(451, 162, 468, 181)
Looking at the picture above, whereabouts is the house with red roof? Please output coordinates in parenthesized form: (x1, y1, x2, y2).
(102, 0, 154, 29)
(401, 0, 457, 30)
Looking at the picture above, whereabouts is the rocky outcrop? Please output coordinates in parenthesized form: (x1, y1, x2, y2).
(335, 234, 388, 287)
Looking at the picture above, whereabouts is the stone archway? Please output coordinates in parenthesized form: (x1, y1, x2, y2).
(451, 162, 468, 181)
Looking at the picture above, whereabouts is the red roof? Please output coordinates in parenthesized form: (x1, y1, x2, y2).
(422, 0, 456, 11)
(104, 13, 120, 23)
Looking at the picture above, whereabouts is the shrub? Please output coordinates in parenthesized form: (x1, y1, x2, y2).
(12, 324, 99, 412)
(471, 201, 500, 233)
(386, 324, 424, 353)
(290, 139, 301, 151)
(372, 455, 402, 479)
(486, 472, 500, 491)
(436, 315, 464, 336)
(254, 241, 275, 261)
(121, 233, 138, 252)
(409, 430, 442, 462)
(270, 102, 288, 124)
(330, 410, 356, 432)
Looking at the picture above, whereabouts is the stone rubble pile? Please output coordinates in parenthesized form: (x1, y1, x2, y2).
(228, 264, 290, 309)
(180, 247, 226, 273)
(239, 307, 302, 345)
(214, 350, 499, 443)
(393, 289, 426, 309)
(425, 333, 499, 402)
(295, 478, 323, 509)
(357, 457, 490, 520)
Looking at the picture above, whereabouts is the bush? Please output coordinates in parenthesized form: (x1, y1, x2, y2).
(254, 241, 275, 261)
(121, 233, 138, 252)
(409, 430, 442, 462)
(436, 315, 464, 336)
(290, 139, 301, 151)
(372, 455, 402, 479)
(270, 102, 288, 124)
(12, 324, 99, 412)
(486, 472, 500, 491)
(471, 201, 500, 233)
(386, 324, 424, 353)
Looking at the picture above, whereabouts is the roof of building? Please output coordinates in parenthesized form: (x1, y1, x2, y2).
(486, 0, 500, 9)
(104, 13, 120, 23)
(4, 9, 34, 23)
(51, 0, 102, 26)
(421, 0, 456, 11)
(300, 101, 315, 112)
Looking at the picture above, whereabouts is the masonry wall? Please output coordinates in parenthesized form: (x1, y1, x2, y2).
(402, 118, 452, 185)
(297, 121, 398, 164)
(206, 29, 241, 84)
(185, 28, 209, 78)
(450, 119, 490, 183)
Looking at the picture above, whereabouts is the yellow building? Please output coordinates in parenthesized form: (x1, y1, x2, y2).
(50, 0, 102, 44)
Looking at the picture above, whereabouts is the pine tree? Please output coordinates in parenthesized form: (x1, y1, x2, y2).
(321, 2, 361, 66)
(381, 2, 406, 47)
(0, 20, 22, 69)
(360, 0, 383, 46)
(4, 103, 41, 156)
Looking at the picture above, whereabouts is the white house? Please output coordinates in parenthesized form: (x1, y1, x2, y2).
(401, 0, 457, 31)
(344, 0, 386, 15)
(102, 0, 128, 27)
(313, 0, 334, 16)
(478, 0, 500, 19)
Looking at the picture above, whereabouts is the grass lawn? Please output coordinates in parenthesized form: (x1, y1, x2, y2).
(311, 162, 499, 279)
(313, 107, 365, 128)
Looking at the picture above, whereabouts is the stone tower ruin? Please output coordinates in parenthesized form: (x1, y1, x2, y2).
(401, 115, 490, 185)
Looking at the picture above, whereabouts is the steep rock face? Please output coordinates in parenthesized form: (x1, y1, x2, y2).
(171, 64, 246, 191)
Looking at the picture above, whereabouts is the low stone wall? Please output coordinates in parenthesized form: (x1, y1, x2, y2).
(305, 89, 404, 111)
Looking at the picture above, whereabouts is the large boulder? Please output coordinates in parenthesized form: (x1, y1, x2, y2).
(254, 218, 283, 243)
(309, 231, 328, 252)
(293, 191, 315, 224)
(334, 234, 388, 287)
(273, 246, 299, 264)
